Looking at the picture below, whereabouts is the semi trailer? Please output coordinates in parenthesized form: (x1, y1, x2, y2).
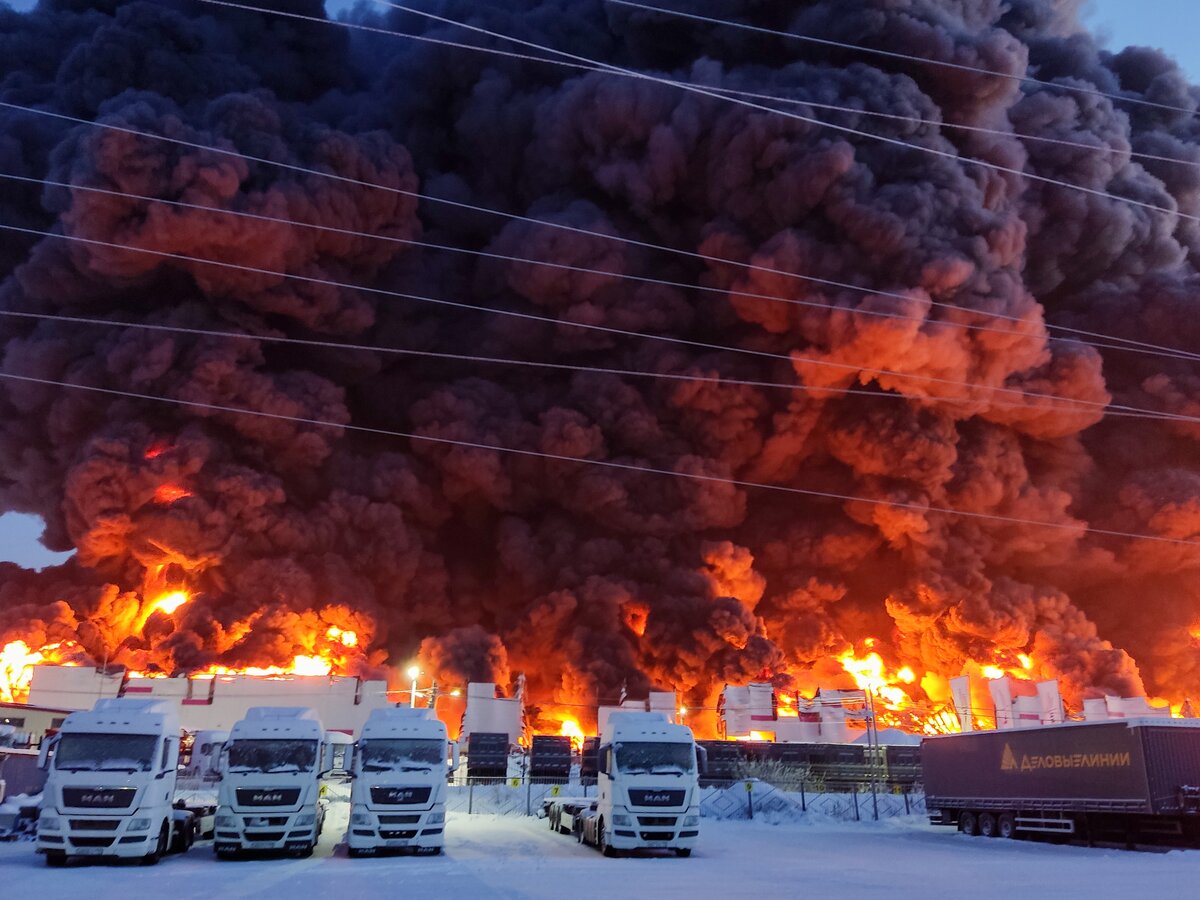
(923, 718, 1200, 846)
(34, 698, 207, 866)
(544, 711, 701, 857)
(347, 706, 457, 857)
(213, 707, 333, 859)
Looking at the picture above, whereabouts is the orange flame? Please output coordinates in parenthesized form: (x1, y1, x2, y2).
(154, 484, 192, 504)
(1, 639, 81, 703)
(150, 590, 189, 616)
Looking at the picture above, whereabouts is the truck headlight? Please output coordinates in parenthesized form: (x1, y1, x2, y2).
(215, 815, 236, 827)
(127, 818, 152, 832)
(426, 812, 444, 825)
(612, 814, 632, 826)
(295, 813, 316, 827)
(38, 816, 60, 832)
(351, 811, 371, 826)
(682, 815, 700, 827)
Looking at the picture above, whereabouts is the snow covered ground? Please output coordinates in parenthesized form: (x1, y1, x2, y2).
(4, 802, 1199, 899)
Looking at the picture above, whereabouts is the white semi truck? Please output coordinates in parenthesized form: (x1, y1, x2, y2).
(347, 706, 457, 856)
(546, 711, 701, 857)
(213, 707, 332, 859)
(34, 698, 204, 866)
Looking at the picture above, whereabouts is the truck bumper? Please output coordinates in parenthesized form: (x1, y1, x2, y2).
(213, 810, 319, 853)
(608, 810, 700, 851)
(37, 828, 157, 859)
(346, 810, 445, 852)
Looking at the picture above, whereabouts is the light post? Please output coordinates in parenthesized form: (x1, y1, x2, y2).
(407, 664, 420, 709)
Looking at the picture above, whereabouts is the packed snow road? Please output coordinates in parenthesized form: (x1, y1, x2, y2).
(5, 806, 1200, 899)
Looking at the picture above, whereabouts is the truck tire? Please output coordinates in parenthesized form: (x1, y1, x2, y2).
(959, 811, 979, 836)
(997, 813, 1017, 840)
(141, 824, 169, 866)
(598, 819, 618, 858)
(216, 849, 239, 861)
(45, 852, 67, 867)
(978, 813, 999, 838)
(674, 848, 692, 858)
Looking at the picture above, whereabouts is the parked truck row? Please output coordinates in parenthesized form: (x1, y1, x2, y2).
(33, 699, 464, 866)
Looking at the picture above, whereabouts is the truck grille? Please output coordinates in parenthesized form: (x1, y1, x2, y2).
(627, 789, 684, 807)
(246, 831, 285, 842)
(379, 815, 421, 824)
(63, 788, 135, 809)
(236, 788, 301, 807)
(70, 819, 121, 830)
(637, 816, 677, 826)
(380, 829, 418, 840)
(370, 786, 431, 806)
(70, 837, 116, 848)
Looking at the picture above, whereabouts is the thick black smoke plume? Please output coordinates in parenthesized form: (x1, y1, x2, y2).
(2, 0, 1199, 727)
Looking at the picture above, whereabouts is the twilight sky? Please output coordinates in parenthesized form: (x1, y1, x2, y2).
(0, 0, 1196, 568)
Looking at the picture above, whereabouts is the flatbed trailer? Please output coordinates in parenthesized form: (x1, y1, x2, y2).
(923, 718, 1200, 846)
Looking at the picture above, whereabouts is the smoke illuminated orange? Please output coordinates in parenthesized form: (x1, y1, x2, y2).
(154, 484, 192, 504)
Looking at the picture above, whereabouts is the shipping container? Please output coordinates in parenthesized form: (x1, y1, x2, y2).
(923, 719, 1200, 846)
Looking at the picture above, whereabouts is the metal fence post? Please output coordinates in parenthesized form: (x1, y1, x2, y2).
(800, 780, 806, 812)
(468, 780, 474, 815)
(526, 777, 532, 817)
(904, 789, 910, 816)
(852, 786, 859, 821)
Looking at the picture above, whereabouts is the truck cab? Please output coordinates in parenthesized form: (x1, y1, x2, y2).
(347, 706, 457, 856)
(35, 698, 192, 866)
(587, 712, 701, 857)
(214, 707, 331, 859)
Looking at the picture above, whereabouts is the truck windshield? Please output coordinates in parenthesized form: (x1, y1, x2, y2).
(227, 739, 318, 773)
(360, 739, 445, 773)
(55, 733, 158, 772)
(614, 741, 695, 776)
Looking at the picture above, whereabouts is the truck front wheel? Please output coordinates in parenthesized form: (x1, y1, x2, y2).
(598, 819, 618, 858)
(959, 811, 979, 836)
(141, 824, 169, 866)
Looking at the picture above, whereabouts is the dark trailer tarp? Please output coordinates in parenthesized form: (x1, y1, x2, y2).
(922, 720, 1200, 816)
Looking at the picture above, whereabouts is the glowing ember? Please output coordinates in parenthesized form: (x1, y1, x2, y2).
(154, 483, 192, 504)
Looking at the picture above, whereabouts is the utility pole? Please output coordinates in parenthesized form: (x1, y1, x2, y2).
(865, 688, 879, 821)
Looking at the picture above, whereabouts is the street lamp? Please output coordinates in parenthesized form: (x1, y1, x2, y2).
(407, 664, 421, 709)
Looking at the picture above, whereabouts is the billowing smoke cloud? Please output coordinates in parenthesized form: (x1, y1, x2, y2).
(2, 0, 1199, 728)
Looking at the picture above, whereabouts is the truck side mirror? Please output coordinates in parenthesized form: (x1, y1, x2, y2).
(37, 734, 59, 770)
(597, 745, 611, 777)
(448, 742, 460, 776)
(696, 744, 708, 776)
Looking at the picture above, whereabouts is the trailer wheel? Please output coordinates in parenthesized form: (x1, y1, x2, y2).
(997, 813, 1016, 840)
(44, 852, 67, 868)
(959, 811, 979, 836)
(978, 813, 999, 838)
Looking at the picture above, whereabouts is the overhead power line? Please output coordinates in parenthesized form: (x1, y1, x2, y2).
(0, 96, 1193, 364)
(366, 0, 1200, 226)
(5, 169, 1198, 367)
(1, 367, 1196, 548)
(607, 0, 1200, 119)
(7, 220, 1196, 425)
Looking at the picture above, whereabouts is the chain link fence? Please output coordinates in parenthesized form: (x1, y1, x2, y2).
(434, 775, 923, 823)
